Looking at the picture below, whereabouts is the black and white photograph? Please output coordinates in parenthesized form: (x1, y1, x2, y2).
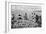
(1, 0, 46, 33)
(5, 1, 46, 33)
(11, 4, 42, 28)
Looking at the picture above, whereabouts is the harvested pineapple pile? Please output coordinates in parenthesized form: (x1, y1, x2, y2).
(11, 11, 41, 28)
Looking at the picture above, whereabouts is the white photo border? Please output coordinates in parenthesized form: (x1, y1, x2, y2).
(6, 2, 45, 33)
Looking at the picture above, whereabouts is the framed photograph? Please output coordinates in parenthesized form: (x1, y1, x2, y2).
(5, 1, 45, 33)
